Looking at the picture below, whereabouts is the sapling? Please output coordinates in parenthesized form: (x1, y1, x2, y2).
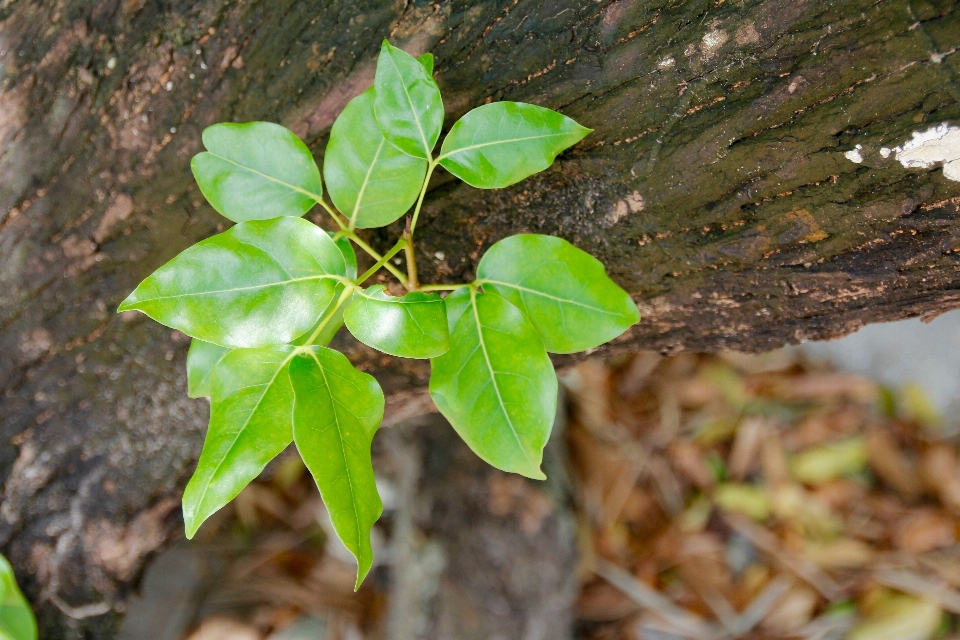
(120, 41, 639, 588)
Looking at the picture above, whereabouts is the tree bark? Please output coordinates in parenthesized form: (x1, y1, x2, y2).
(0, 0, 958, 636)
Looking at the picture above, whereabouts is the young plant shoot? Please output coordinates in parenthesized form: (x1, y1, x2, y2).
(119, 41, 639, 588)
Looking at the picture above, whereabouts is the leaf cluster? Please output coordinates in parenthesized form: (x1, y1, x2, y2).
(119, 41, 638, 587)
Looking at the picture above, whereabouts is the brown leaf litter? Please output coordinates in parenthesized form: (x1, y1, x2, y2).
(165, 350, 960, 640)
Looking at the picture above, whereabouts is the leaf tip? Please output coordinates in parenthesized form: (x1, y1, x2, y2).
(183, 516, 199, 540)
(116, 296, 136, 313)
(182, 496, 206, 539)
(354, 556, 374, 591)
(528, 467, 548, 481)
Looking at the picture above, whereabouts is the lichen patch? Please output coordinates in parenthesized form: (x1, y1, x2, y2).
(735, 22, 760, 45)
(701, 29, 729, 59)
(892, 123, 960, 182)
(625, 191, 645, 213)
(605, 191, 645, 227)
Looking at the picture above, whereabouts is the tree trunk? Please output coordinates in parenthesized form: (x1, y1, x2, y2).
(0, 0, 957, 636)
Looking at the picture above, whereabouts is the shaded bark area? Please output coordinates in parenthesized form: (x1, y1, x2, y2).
(0, 0, 958, 636)
(379, 413, 577, 640)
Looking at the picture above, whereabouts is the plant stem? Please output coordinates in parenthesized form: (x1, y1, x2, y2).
(312, 194, 410, 285)
(409, 161, 436, 237)
(305, 285, 355, 346)
(403, 161, 437, 291)
(343, 230, 410, 287)
(356, 238, 407, 286)
(315, 197, 349, 231)
(402, 216, 418, 290)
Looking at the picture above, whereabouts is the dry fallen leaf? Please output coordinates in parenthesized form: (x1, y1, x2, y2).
(848, 590, 942, 640)
(894, 509, 957, 553)
(760, 582, 819, 635)
(565, 351, 960, 640)
(185, 617, 262, 640)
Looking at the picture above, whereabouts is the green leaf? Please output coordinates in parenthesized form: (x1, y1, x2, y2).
(374, 41, 444, 159)
(476, 234, 639, 353)
(344, 285, 449, 358)
(333, 233, 358, 279)
(119, 217, 348, 348)
(191, 122, 322, 222)
(429, 290, 557, 479)
(182, 346, 296, 538)
(0, 555, 37, 640)
(186, 339, 231, 398)
(437, 102, 590, 189)
(417, 52, 434, 75)
(324, 88, 428, 229)
(182, 344, 385, 589)
(290, 347, 384, 589)
(442, 286, 472, 332)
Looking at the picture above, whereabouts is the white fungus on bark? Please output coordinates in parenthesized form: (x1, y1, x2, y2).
(844, 144, 863, 164)
(893, 123, 960, 182)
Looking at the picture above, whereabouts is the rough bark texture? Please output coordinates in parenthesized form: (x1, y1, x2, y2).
(0, 0, 958, 637)
(379, 413, 577, 640)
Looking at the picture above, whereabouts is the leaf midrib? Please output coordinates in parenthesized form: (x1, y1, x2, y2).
(470, 292, 535, 469)
(385, 49, 431, 158)
(207, 151, 322, 201)
(478, 279, 628, 317)
(350, 138, 386, 227)
(192, 350, 296, 522)
(308, 349, 363, 553)
(128, 274, 343, 304)
(438, 132, 572, 161)
(358, 289, 443, 306)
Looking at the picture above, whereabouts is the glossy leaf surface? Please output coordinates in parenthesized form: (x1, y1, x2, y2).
(438, 102, 590, 189)
(182, 346, 295, 538)
(119, 217, 347, 348)
(344, 285, 449, 358)
(0, 555, 36, 640)
(417, 52, 434, 75)
(290, 347, 384, 589)
(186, 339, 231, 398)
(191, 122, 322, 222)
(477, 234, 639, 353)
(442, 286, 472, 332)
(324, 88, 427, 228)
(429, 291, 556, 479)
(374, 41, 443, 159)
(333, 234, 358, 279)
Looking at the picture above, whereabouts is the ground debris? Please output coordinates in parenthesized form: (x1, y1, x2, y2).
(566, 351, 960, 640)
(141, 351, 960, 640)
